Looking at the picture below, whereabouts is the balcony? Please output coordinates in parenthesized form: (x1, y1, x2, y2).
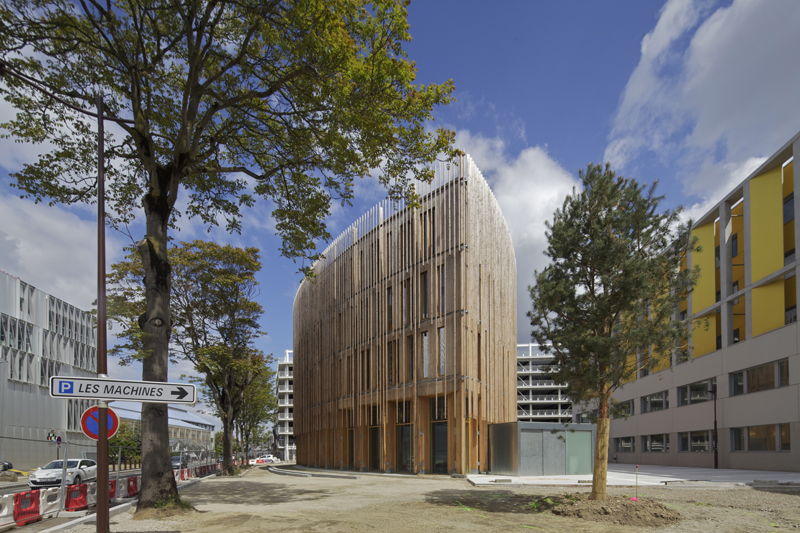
(517, 409, 572, 418)
(278, 384, 294, 392)
(516, 394, 562, 403)
(278, 413, 293, 421)
(517, 379, 560, 388)
(516, 365, 550, 375)
(278, 370, 294, 378)
(278, 425, 294, 435)
(279, 399, 294, 406)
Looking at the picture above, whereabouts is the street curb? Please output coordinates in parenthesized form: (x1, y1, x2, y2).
(32, 473, 211, 533)
(269, 466, 359, 480)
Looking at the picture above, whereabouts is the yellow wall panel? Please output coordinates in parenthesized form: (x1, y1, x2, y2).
(750, 167, 783, 282)
(651, 345, 671, 372)
(621, 353, 637, 384)
(691, 222, 716, 312)
(692, 313, 716, 358)
(752, 278, 785, 336)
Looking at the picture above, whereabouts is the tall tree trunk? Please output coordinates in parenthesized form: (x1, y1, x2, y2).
(136, 191, 179, 509)
(591, 396, 610, 501)
(222, 413, 234, 475)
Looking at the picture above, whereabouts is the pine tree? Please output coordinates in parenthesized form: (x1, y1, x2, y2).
(528, 163, 699, 501)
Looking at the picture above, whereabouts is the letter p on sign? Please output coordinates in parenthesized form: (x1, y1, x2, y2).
(59, 381, 73, 394)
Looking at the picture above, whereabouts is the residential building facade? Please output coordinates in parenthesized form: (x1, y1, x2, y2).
(0, 270, 98, 469)
(516, 343, 571, 423)
(275, 349, 295, 461)
(576, 132, 800, 471)
(293, 155, 517, 474)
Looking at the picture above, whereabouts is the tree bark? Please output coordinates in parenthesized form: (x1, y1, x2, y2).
(136, 191, 179, 509)
(591, 396, 610, 501)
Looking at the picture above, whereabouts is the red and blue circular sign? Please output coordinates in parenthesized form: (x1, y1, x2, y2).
(81, 406, 120, 441)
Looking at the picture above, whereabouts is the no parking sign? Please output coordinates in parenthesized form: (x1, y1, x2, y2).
(80, 406, 120, 440)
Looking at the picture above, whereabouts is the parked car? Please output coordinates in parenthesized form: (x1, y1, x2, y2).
(28, 459, 97, 488)
(251, 454, 279, 465)
(0, 460, 11, 472)
(171, 455, 189, 469)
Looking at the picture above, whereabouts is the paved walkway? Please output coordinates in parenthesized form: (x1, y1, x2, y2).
(467, 463, 800, 486)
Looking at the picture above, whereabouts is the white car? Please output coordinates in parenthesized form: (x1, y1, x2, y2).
(28, 459, 97, 488)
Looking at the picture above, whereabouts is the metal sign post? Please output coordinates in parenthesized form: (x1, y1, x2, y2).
(96, 94, 109, 533)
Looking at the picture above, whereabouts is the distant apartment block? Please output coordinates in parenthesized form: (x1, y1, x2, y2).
(274, 349, 295, 461)
(516, 343, 571, 423)
(0, 270, 98, 469)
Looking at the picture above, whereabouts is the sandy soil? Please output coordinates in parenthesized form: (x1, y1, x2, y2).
(70, 466, 800, 532)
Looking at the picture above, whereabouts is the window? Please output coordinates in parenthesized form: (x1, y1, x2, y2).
(387, 288, 393, 331)
(731, 427, 745, 451)
(613, 399, 633, 418)
(731, 371, 745, 396)
(733, 327, 741, 344)
(679, 430, 710, 452)
(732, 234, 739, 258)
(779, 360, 789, 387)
(641, 391, 668, 413)
(715, 245, 720, 269)
(614, 436, 635, 453)
(748, 363, 775, 392)
(387, 341, 394, 385)
(642, 434, 669, 452)
(749, 424, 776, 451)
(407, 336, 414, 381)
(781, 424, 791, 451)
(784, 193, 794, 225)
(439, 265, 445, 314)
(677, 378, 716, 406)
(421, 272, 428, 319)
(422, 331, 429, 379)
(438, 327, 445, 375)
(403, 280, 409, 327)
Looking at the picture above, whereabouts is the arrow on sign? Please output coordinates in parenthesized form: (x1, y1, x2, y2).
(171, 387, 189, 400)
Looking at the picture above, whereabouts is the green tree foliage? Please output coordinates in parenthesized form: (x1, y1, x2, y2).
(236, 369, 278, 466)
(108, 419, 142, 466)
(109, 240, 272, 477)
(528, 163, 699, 501)
(0, 0, 455, 508)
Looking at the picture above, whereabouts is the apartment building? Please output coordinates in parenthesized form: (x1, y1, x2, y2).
(516, 343, 571, 423)
(575, 132, 800, 472)
(275, 349, 295, 462)
(293, 155, 517, 474)
(0, 270, 98, 469)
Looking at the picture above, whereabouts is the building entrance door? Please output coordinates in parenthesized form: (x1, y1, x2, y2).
(430, 421, 448, 474)
(396, 424, 414, 472)
(347, 428, 354, 470)
(369, 426, 380, 471)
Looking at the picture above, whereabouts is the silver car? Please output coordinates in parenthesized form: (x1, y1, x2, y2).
(28, 459, 97, 488)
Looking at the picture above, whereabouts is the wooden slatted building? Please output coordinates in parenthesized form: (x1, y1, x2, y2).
(293, 155, 516, 474)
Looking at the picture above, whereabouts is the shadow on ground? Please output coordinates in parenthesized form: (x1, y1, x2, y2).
(425, 489, 542, 514)
(183, 480, 335, 507)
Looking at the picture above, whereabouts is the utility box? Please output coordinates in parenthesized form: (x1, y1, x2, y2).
(489, 422, 595, 476)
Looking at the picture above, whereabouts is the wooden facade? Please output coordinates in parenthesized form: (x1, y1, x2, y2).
(293, 155, 516, 474)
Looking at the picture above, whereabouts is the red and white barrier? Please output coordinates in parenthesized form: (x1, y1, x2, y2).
(0, 494, 13, 526)
(86, 482, 97, 507)
(39, 487, 61, 518)
(13, 490, 41, 526)
(65, 484, 88, 512)
(126, 476, 138, 497)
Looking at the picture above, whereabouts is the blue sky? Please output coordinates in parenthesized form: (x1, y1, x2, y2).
(1, 0, 799, 429)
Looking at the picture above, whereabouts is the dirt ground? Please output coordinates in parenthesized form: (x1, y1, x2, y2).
(72, 466, 800, 532)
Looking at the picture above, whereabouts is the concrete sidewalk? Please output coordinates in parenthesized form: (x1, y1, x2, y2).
(467, 464, 800, 486)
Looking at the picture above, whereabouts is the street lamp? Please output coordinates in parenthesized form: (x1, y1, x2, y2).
(709, 385, 718, 469)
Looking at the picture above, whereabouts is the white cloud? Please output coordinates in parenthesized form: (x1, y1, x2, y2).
(456, 130, 580, 343)
(606, 0, 800, 212)
(0, 193, 124, 310)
